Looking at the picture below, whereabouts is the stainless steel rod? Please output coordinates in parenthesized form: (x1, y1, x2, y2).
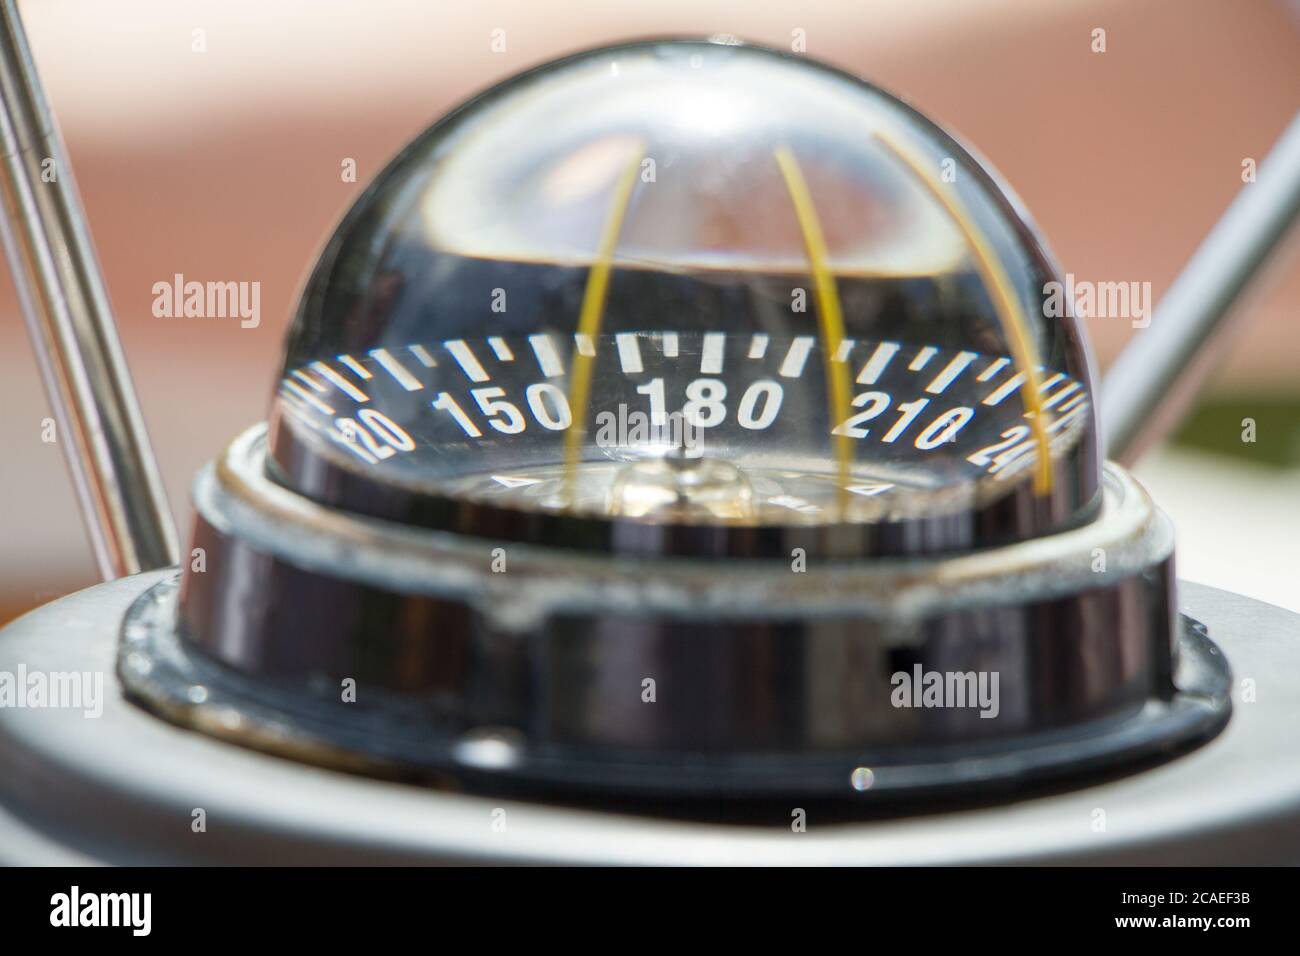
(0, 0, 177, 578)
(1102, 111, 1300, 465)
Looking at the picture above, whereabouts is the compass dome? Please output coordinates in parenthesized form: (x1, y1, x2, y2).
(267, 37, 1100, 557)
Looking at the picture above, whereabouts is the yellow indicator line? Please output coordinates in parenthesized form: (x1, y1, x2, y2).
(872, 131, 1054, 495)
(774, 146, 854, 516)
(563, 142, 644, 498)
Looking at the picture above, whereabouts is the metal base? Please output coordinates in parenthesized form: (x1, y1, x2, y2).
(0, 574, 1294, 863)
(119, 573, 1230, 802)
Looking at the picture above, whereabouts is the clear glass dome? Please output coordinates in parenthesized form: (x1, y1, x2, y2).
(266, 37, 1100, 558)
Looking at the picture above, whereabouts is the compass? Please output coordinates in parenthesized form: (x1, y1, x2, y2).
(3, 21, 1300, 863)
(125, 39, 1215, 799)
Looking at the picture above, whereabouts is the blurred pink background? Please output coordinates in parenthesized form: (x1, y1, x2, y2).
(1, 0, 1298, 619)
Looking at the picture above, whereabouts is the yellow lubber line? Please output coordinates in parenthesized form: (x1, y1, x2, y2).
(774, 145, 855, 517)
(563, 143, 644, 499)
(874, 130, 1054, 496)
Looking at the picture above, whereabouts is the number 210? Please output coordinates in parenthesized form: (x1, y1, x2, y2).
(832, 391, 973, 449)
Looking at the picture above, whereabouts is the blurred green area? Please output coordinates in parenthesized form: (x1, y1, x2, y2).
(1171, 395, 1300, 468)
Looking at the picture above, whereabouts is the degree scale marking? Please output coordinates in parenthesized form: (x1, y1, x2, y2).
(278, 336, 1089, 502)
